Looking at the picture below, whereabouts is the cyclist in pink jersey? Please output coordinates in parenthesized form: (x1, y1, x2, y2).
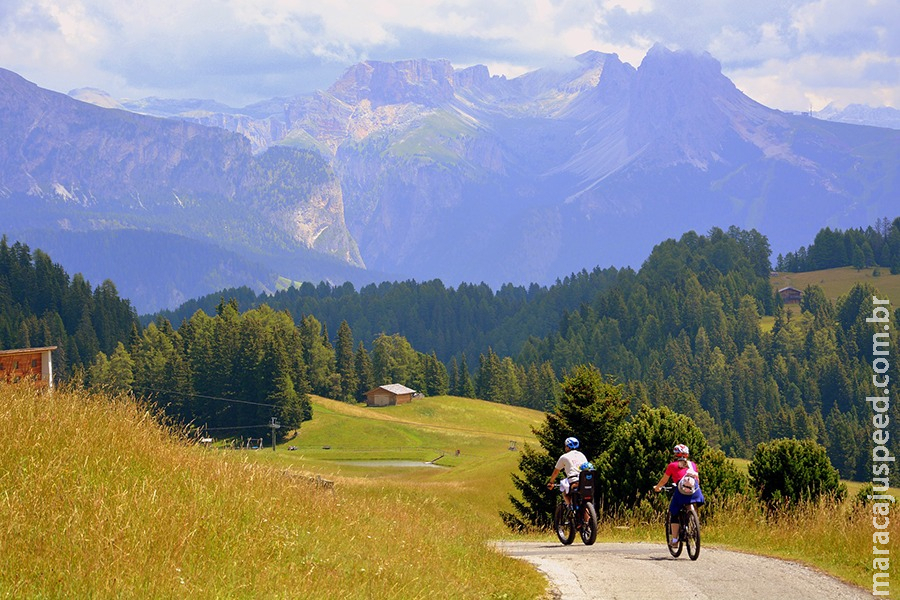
(653, 444, 704, 546)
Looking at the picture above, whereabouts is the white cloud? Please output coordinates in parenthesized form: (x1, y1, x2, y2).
(0, 0, 896, 109)
(732, 52, 900, 111)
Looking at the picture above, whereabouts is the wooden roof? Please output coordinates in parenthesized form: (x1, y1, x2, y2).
(0, 346, 58, 356)
(366, 384, 417, 396)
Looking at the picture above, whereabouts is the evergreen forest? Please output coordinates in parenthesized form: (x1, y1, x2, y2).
(776, 216, 900, 273)
(0, 236, 138, 374)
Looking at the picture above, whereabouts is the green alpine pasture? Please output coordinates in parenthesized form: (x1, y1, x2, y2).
(772, 265, 900, 303)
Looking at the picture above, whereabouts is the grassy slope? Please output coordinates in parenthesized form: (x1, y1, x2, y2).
(0, 386, 544, 599)
(772, 266, 900, 302)
(252, 395, 541, 526)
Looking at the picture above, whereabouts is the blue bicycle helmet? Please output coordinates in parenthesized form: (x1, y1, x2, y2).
(565, 436, 579, 449)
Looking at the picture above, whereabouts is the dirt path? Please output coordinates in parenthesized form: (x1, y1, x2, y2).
(496, 541, 872, 600)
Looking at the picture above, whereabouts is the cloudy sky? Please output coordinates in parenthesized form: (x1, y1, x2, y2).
(1, 0, 897, 111)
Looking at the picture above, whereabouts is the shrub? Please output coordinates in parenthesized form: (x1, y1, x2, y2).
(700, 447, 750, 498)
(596, 405, 708, 510)
(594, 406, 750, 515)
(748, 438, 846, 506)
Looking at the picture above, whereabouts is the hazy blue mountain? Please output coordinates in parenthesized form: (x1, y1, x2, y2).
(279, 46, 899, 285)
(1, 68, 364, 312)
(5, 46, 900, 312)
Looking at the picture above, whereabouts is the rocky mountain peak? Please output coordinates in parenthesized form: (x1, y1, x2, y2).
(627, 44, 772, 167)
(328, 58, 456, 107)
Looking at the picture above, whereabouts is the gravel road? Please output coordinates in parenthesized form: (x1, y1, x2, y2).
(496, 541, 873, 600)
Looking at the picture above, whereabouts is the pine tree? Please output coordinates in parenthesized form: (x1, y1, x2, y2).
(354, 342, 374, 401)
(458, 353, 475, 398)
(299, 314, 338, 397)
(335, 321, 358, 402)
(448, 356, 459, 396)
(423, 351, 449, 396)
(501, 365, 630, 530)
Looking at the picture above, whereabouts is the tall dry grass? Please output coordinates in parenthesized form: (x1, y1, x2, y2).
(0, 384, 544, 599)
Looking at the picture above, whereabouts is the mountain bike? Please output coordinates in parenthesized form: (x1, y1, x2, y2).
(658, 484, 700, 560)
(551, 470, 598, 546)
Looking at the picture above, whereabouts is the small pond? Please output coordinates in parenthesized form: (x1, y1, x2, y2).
(337, 460, 449, 469)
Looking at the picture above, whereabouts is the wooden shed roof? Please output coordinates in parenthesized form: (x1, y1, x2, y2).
(0, 346, 58, 356)
(366, 384, 417, 396)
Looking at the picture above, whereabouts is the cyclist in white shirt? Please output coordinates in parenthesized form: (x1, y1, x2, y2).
(546, 437, 588, 506)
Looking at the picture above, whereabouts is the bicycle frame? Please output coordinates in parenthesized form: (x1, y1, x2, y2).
(660, 484, 700, 560)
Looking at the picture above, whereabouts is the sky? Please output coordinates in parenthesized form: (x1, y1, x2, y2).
(1, 0, 897, 111)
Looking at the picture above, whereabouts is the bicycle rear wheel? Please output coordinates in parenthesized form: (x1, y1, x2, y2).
(685, 505, 700, 560)
(665, 510, 682, 558)
(579, 502, 598, 546)
(554, 503, 576, 545)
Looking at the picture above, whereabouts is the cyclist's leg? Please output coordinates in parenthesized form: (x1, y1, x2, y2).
(669, 495, 683, 543)
(569, 481, 580, 511)
(560, 478, 572, 506)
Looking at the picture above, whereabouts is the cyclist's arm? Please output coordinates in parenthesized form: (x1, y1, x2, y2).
(653, 473, 670, 492)
(546, 467, 562, 488)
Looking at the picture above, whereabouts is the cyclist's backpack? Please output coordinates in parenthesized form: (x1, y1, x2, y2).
(578, 469, 596, 502)
(677, 462, 698, 496)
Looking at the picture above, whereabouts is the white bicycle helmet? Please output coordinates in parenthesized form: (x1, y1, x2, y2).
(565, 437, 580, 450)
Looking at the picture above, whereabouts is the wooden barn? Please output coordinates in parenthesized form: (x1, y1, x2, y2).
(364, 384, 417, 407)
(778, 286, 802, 304)
(0, 346, 57, 389)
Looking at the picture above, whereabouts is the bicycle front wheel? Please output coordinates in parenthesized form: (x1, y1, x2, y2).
(685, 505, 700, 560)
(579, 502, 598, 545)
(554, 503, 576, 545)
(665, 510, 682, 558)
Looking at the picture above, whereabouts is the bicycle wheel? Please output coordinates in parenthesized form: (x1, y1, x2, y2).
(665, 509, 682, 558)
(579, 501, 598, 545)
(554, 503, 576, 545)
(685, 505, 701, 560)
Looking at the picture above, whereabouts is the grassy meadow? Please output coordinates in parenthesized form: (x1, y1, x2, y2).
(0, 385, 545, 599)
(762, 266, 900, 333)
(772, 266, 900, 303)
(1, 383, 895, 597)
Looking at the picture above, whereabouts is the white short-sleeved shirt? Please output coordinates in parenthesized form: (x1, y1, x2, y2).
(555, 449, 588, 482)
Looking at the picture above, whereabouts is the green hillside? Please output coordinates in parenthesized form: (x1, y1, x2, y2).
(245, 395, 543, 523)
(772, 266, 900, 302)
(0, 384, 545, 599)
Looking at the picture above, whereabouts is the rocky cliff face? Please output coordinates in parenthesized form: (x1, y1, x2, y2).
(0, 68, 363, 311)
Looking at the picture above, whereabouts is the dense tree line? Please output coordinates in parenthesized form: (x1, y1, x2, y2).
(0, 236, 138, 377)
(86, 300, 561, 435)
(152, 268, 624, 363)
(776, 217, 900, 273)
(518, 227, 899, 483)
(88, 301, 312, 438)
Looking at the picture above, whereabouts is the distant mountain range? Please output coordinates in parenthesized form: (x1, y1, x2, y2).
(3, 45, 899, 313)
(813, 103, 900, 130)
